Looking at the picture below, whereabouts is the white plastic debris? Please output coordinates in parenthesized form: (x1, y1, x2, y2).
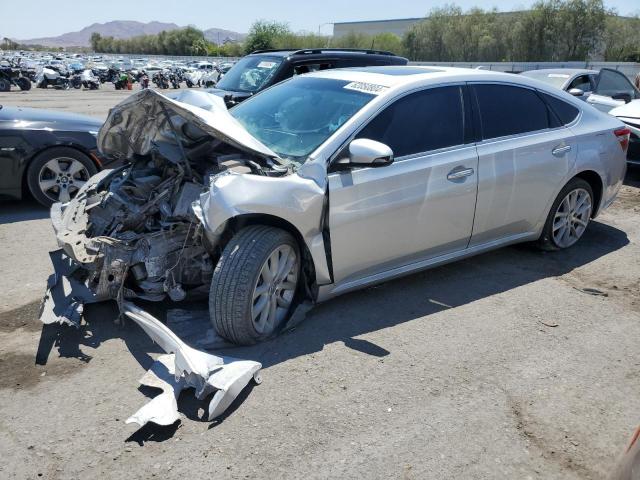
(122, 302, 262, 426)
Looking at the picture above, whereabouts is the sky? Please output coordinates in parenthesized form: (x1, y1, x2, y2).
(1, 0, 638, 39)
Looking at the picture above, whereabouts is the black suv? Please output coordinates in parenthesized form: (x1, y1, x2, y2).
(206, 48, 408, 107)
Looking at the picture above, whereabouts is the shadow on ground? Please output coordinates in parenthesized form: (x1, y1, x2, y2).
(0, 198, 49, 225)
(31, 215, 629, 442)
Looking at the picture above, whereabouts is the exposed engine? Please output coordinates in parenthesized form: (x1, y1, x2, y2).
(54, 129, 278, 307)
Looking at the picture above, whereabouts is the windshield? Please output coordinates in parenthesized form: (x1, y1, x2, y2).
(216, 55, 283, 93)
(230, 77, 379, 163)
(521, 71, 570, 88)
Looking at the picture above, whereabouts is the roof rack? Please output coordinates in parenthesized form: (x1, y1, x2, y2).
(251, 48, 396, 56)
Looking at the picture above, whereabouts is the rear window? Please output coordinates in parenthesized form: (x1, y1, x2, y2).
(539, 92, 580, 125)
(473, 84, 551, 140)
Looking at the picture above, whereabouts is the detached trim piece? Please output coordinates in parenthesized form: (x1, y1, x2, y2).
(122, 302, 262, 426)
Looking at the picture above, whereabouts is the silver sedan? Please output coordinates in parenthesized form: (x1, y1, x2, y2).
(53, 66, 630, 345)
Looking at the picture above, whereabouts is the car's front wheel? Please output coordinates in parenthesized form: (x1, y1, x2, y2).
(538, 177, 594, 250)
(26, 147, 97, 207)
(210, 226, 300, 345)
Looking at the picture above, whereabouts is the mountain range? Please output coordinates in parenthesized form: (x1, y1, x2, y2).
(17, 21, 246, 47)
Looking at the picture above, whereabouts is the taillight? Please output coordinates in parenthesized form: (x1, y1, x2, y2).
(614, 127, 631, 153)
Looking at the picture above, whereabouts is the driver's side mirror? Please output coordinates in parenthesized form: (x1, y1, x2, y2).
(612, 92, 632, 104)
(568, 88, 584, 97)
(334, 139, 394, 170)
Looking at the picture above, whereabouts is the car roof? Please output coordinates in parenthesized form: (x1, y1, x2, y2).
(248, 48, 405, 61)
(521, 68, 598, 76)
(306, 65, 516, 87)
(302, 65, 590, 103)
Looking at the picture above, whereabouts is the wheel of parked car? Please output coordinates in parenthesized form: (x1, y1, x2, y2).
(538, 177, 594, 250)
(0, 78, 10, 92)
(16, 77, 31, 91)
(26, 147, 97, 207)
(210, 226, 301, 345)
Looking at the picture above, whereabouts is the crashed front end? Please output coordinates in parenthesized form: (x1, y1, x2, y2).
(37, 89, 308, 425)
(42, 89, 291, 326)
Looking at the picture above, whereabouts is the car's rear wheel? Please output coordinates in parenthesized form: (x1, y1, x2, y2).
(537, 178, 593, 250)
(0, 78, 10, 92)
(210, 225, 300, 345)
(26, 147, 97, 207)
(16, 77, 31, 91)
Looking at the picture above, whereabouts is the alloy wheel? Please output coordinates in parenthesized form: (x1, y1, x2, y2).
(38, 157, 90, 203)
(552, 188, 592, 248)
(251, 244, 299, 335)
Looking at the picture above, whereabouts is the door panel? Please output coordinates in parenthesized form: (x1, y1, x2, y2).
(0, 132, 30, 195)
(588, 68, 640, 112)
(329, 146, 478, 285)
(470, 129, 576, 246)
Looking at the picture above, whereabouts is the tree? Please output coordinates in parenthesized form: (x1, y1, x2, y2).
(90, 33, 102, 52)
(244, 20, 291, 54)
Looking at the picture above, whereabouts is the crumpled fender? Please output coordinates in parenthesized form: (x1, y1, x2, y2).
(193, 167, 332, 285)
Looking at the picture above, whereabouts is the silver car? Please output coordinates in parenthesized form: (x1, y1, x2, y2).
(48, 66, 629, 345)
(521, 68, 640, 112)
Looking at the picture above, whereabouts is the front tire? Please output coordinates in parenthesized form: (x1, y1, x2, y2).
(26, 147, 97, 207)
(537, 178, 593, 251)
(210, 226, 300, 345)
(0, 78, 10, 91)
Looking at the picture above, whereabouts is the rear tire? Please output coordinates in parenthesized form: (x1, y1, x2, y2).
(210, 226, 300, 345)
(537, 178, 593, 251)
(16, 77, 31, 91)
(0, 78, 10, 92)
(26, 147, 97, 207)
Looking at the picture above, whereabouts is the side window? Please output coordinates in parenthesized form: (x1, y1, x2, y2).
(539, 92, 580, 125)
(293, 62, 334, 76)
(356, 86, 465, 158)
(473, 84, 550, 140)
(568, 75, 592, 92)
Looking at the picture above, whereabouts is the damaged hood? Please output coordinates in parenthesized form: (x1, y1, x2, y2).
(97, 88, 281, 162)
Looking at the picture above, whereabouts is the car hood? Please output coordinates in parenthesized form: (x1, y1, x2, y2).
(0, 105, 103, 131)
(97, 88, 280, 162)
(609, 100, 640, 120)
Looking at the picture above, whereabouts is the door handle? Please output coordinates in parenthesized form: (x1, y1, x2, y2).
(552, 145, 572, 157)
(447, 167, 474, 181)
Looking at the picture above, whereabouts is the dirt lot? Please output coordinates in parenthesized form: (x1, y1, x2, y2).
(0, 88, 639, 480)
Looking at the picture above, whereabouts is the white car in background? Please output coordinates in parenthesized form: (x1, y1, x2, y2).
(521, 68, 640, 112)
(610, 101, 640, 163)
(522, 68, 640, 162)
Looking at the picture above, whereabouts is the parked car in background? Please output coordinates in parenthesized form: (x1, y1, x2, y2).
(0, 105, 115, 206)
(609, 101, 640, 163)
(204, 48, 408, 107)
(521, 68, 640, 112)
(55, 66, 628, 345)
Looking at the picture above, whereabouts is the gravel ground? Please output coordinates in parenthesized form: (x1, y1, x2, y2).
(0, 88, 639, 480)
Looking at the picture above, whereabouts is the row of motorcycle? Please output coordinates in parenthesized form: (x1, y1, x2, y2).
(0, 59, 225, 92)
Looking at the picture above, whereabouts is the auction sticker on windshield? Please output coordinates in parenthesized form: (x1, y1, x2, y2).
(257, 61, 277, 69)
(344, 81, 388, 95)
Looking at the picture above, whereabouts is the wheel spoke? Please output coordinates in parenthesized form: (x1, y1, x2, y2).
(67, 161, 86, 177)
(39, 178, 57, 191)
(573, 217, 588, 228)
(266, 298, 277, 330)
(253, 283, 268, 300)
(44, 159, 63, 174)
(276, 248, 291, 279)
(58, 187, 71, 203)
(252, 295, 269, 320)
